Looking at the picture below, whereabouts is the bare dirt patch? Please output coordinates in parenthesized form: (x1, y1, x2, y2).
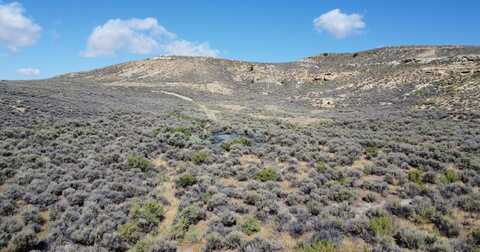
(239, 155, 261, 166)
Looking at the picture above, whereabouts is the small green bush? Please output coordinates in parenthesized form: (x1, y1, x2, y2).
(171, 126, 192, 137)
(183, 227, 201, 243)
(439, 169, 459, 184)
(225, 231, 243, 249)
(152, 127, 163, 136)
(221, 137, 251, 151)
(255, 167, 279, 182)
(362, 193, 377, 203)
(169, 204, 204, 239)
(369, 215, 394, 237)
(336, 177, 350, 185)
(179, 204, 204, 225)
(201, 192, 213, 203)
(458, 194, 480, 212)
(204, 232, 224, 251)
(153, 125, 194, 137)
(408, 169, 424, 185)
(463, 155, 480, 171)
(191, 150, 209, 165)
(307, 201, 321, 216)
(297, 240, 336, 252)
(315, 160, 327, 172)
(132, 200, 165, 226)
(330, 188, 356, 202)
(244, 192, 261, 205)
(365, 146, 379, 159)
(433, 216, 459, 238)
(127, 154, 151, 171)
(413, 206, 436, 224)
(394, 228, 427, 250)
(469, 228, 480, 246)
(118, 221, 140, 242)
(241, 217, 261, 235)
(175, 174, 197, 188)
(170, 216, 189, 239)
(131, 237, 155, 252)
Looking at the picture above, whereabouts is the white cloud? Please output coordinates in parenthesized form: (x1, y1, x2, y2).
(0, 2, 41, 51)
(82, 17, 218, 58)
(313, 9, 365, 39)
(163, 40, 219, 57)
(17, 67, 41, 77)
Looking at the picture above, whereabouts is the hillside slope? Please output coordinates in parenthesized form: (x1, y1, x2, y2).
(60, 46, 480, 112)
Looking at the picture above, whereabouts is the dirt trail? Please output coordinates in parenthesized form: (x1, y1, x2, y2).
(152, 157, 180, 238)
(156, 90, 217, 121)
(159, 90, 193, 102)
(152, 157, 206, 251)
(157, 181, 179, 235)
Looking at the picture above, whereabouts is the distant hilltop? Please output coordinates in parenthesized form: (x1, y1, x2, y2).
(55, 45, 480, 111)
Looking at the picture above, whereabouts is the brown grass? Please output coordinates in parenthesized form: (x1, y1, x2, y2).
(351, 157, 373, 170)
(152, 157, 169, 170)
(37, 210, 50, 240)
(279, 180, 297, 193)
(395, 216, 437, 234)
(220, 177, 246, 188)
(451, 208, 480, 239)
(0, 184, 7, 193)
(361, 174, 384, 182)
(239, 155, 261, 166)
(338, 238, 370, 252)
(241, 221, 305, 250)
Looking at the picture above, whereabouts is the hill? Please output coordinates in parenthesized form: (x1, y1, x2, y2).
(58, 45, 480, 112)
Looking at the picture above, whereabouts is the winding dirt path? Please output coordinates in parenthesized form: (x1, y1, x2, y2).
(159, 90, 193, 102)
(156, 90, 217, 121)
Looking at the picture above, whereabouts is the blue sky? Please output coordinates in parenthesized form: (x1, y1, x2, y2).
(1, 0, 479, 80)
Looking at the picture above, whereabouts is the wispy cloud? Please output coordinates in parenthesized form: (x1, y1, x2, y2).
(0, 2, 42, 52)
(17, 67, 41, 77)
(162, 40, 219, 57)
(313, 9, 365, 39)
(82, 17, 218, 58)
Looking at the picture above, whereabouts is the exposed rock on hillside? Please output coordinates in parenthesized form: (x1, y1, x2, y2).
(61, 46, 480, 111)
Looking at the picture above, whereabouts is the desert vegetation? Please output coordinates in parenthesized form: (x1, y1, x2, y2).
(1, 46, 480, 251)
